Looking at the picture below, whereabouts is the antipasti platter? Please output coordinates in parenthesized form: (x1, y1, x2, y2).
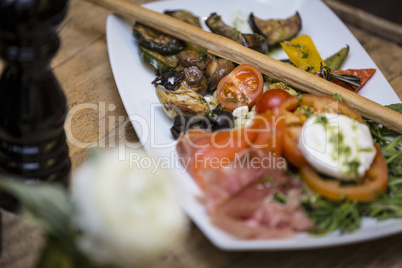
(106, 0, 402, 250)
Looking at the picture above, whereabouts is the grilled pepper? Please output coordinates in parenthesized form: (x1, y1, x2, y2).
(324, 45, 350, 71)
(281, 34, 325, 73)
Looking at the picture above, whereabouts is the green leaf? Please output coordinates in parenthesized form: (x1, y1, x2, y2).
(386, 103, 402, 114)
(35, 237, 108, 268)
(333, 93, 343, 101)
(0, 176, 74, 243)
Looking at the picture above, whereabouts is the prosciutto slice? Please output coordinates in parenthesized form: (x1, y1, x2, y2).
(210, 183, 314, 239)
(199, 149, 287, 212)
(176, 128, 314, 239)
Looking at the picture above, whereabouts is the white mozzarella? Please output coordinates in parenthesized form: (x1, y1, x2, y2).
(298, 113, 376, 180)
(204, 96, 219, 110)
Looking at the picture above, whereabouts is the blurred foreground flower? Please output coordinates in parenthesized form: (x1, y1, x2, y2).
(0, 147, 188, 268)
(73, 148, 188, 267)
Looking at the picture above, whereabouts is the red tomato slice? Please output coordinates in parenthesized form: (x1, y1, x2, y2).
(247, 111, 285, 156)
(300, 144, 388, 202)
(332, 68, 376, 92)
(177, 111, 285, 190)
(216, 64, 263, 111)
(255, 89, 293, 114)
(182, 128, 256, 189)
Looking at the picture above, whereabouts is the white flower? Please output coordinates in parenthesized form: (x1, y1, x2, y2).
(71, 147, 188, 268)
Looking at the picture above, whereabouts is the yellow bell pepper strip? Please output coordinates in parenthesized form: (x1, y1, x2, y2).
(281, 35, 325, 73)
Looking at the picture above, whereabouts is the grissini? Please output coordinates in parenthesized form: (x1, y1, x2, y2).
(86, 0, 402, 133)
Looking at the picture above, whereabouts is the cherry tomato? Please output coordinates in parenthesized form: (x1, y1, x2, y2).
(255, 89, 293, 114)
(216, 64, 263, 111)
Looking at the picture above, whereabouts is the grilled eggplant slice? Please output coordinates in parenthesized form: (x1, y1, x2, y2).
(165, 10, 207, 55)
(139, 46, 178, 75)
(248, 12, 302, 46)
(133, 22, 186, 55)
(164, 10, 202, 28)
(206, 13, 268, 54)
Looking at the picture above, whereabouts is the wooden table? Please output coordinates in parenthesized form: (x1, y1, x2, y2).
(1, 0, 402, 267)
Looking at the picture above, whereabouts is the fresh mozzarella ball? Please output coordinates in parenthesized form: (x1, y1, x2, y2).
(233, 105, 249, 118)
(233, 106, 258, 128)
(298, 113, 376, 180)
(233, 106, 249, 128)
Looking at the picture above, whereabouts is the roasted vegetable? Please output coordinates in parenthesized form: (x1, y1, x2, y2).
(249, 12, 302, 46)
(319, 64, 362, 91)
(281, 35, 325, 72)
(332, 68, 375, 92)
(133, 22, 185, 55)
(170, 109, 234, 139)
(181, 66, 208, 95)
(203, 55, 235, 92)
(139, 46, 178, 74)
(206, 13, 268, 54)
(324, 45, 350, 71)
(164, 10, 202, 28)
(165, 10, 207, 55)
(152, 65, 208, 94)
(177, 50, 205, 69)
(156, 86, 209, 119)
(152, 68, 184, 91)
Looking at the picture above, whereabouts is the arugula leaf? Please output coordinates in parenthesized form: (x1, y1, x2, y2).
(386, 103, 402, 114)
(303, 195, 361, 235)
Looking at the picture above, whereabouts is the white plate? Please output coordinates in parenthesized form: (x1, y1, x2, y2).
(106, 0, 402, 250)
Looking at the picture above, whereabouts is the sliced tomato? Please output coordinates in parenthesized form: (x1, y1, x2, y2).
(332, 68, 376, 92)
(278, 94, 388, 201)
(180, 128, 253, 189)
(177, 110, 285, 190)
(216, 64, 263, 111)
(300, 144, 388, 202)
(247, 111, 285, 156)
(255, 89, 294, 114)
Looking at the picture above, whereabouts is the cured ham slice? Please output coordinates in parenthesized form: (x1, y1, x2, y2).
(176, 115, 313, 239)
(199, 149, 287, 212)
(211, 182, 314, 239)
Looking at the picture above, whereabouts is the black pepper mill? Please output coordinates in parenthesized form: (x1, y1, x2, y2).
(0, 0, 71, 211)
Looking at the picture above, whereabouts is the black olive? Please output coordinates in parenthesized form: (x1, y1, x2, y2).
(205, 109, 234, 131)
(171, 109, 234, 139)
(171, 115, 189, 139)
